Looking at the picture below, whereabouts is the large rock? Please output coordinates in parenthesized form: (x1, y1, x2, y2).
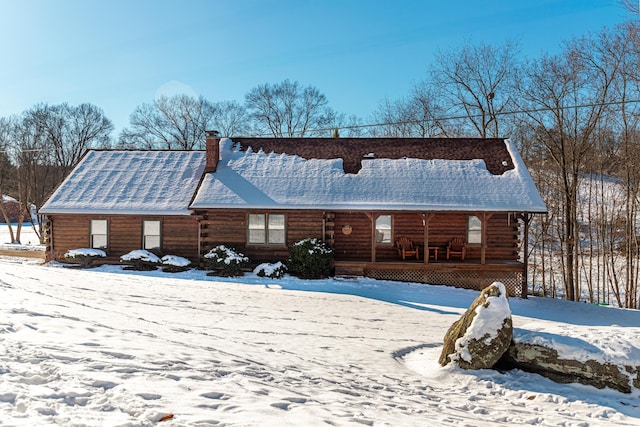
(500, 342, 640, 394)
(439, 282, 513, 369)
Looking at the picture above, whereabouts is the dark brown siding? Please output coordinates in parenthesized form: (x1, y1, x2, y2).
(48, 215, 91, 259)
(47, 210, 521, 265)
(197, 209, 324, 262)
(162, 216, 201, 257)
(485, 213, 521, 260)
(196, 209, 521, 264)
(421, 213, 520, 261)
(46, 214, 199, 262)
(332, 212, 373, 260)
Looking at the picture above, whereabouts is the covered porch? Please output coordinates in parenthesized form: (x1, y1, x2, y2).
(325, 210, 535, 297)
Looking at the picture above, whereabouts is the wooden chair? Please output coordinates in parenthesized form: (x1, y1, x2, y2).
(446, 238, 466, 261)
(396, 237, 419, 260)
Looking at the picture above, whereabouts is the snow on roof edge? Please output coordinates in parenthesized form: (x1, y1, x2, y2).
(38, 208, 195, 216)
(503, 138, 547, 213)
(188, 204, 546, 213)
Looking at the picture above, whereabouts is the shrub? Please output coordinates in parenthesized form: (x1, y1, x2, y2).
(161, 255, 192, 273)
(287, 238, 333, 279)
(63, 248, 106, 268)
(120, 249, 161, 271)
(203, 245, 249, 277)
(253, 261, 287, 279)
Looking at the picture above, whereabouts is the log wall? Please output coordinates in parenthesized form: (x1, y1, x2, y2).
(45, 214, 200, 262)
(197, 210, 324, 262)
(45, 210, 522, 266)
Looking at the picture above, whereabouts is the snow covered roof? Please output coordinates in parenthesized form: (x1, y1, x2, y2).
(2, 195, 18, 203)
(190, 138, 547, 213)
(39, 150, 206, 215)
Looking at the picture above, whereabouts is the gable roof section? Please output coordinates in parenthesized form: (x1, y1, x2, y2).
(190, 138, 547, 213)
(39, 150, 206, 215)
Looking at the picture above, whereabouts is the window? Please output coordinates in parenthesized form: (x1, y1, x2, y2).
(90, 219, 108, 249)
(267, 214, 285, 244)
(467, 215, 482, 245)
(248, 213, 286, 245)
(143, 220, 161, 250)
(375, 215, 392, 244)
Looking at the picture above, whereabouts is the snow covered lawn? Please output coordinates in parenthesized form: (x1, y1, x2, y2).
(0, 223, 44, 254)
(1, 256, 639, 426)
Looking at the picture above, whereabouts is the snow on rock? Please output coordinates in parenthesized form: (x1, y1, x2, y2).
(439, 282, 513, 369)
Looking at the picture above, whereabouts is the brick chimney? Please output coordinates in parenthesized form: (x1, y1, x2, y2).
(205, 130, 220, 172)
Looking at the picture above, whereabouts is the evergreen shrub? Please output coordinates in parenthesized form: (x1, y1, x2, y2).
(288, 238, 333, 279)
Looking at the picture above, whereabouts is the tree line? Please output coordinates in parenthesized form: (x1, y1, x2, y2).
(1, 12, 638, 308)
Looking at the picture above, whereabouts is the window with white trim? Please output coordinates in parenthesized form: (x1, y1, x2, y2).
(375, 215, 392, 244)
(248, 213, 286, 245)
(143, 220, 161, 250)
(90, 219, 108, 249)
(467, 215, 482, 245)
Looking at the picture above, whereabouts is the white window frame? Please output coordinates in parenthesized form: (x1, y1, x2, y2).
(248, 213, 286, 245)
(143, 220, 161, 251)
(90, 219, 108, 249)
(375, 214, 392, 244)
(467, 215, 482, 245)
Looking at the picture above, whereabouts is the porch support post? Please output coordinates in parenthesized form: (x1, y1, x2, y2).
(422, 213, 435, 265)
(480, 213, 493, 265)
(365, 212, 376, 263)
(521, 212, 532, 299)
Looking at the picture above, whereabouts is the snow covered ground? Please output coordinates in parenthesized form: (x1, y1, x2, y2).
(1, 254, 639, 426)
(0, 223, 44, 252)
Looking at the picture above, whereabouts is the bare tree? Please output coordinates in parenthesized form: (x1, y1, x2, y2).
(0, 118, 17, 242)
(621, 0, 639, 14)
(120, 95, 216, 149)
(3, 103, 113, 242)
(245, 79, 336, 137)
(25, 103, 113, 174)
(606, 21, 640, 308)
(0, 114, 49, 244)
(211, 100, 251, 137)
(371, 81, 452, 137)
(515, 29, 622, 302)
(328, 113, 366, 137)
(430, 39, 520, 137)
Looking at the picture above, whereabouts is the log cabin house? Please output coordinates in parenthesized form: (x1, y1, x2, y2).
(40, 133, 547, 296)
